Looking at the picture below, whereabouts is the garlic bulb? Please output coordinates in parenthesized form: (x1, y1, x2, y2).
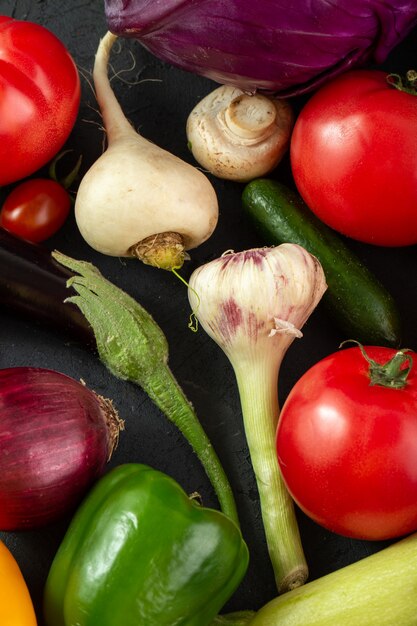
(188, 244, 327, 593)
(186, 85, 294, 182)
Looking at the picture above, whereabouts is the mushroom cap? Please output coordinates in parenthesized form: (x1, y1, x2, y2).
(186, 85, 294, 182)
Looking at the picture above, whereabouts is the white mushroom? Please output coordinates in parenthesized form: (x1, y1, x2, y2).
(186, 85, 294, 182)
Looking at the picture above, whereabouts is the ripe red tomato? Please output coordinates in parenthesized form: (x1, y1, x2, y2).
(276, 345, 417, 540)
(0, 179, 70, 242)
(290, 70, 417, 246)
(0, 16, 80, 186)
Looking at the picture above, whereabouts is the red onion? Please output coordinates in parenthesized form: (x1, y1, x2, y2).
(0, 367, 123, 530)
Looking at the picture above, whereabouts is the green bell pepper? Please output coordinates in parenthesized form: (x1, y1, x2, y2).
(44, 464, 249, 626)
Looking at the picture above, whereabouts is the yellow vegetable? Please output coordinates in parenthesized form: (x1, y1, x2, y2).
(0, 541, 37, 625)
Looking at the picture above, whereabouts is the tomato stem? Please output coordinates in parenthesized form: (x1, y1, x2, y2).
(49, 150, 82, 190)
(386, 70, 417, 96)
(341, 340, 412, 389)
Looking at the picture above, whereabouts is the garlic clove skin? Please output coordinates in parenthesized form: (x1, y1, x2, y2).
(188, 244, 327, 365)
(186, 85, 294, 182)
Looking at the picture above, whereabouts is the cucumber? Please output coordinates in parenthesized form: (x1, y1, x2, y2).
(242, 179, 401, 346)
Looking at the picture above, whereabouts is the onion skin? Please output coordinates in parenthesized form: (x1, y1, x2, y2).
(0, 367, 122, 530)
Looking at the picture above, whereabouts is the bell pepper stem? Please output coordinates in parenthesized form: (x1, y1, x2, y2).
(210, 611, 256, 625)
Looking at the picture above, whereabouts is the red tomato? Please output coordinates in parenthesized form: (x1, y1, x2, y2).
(0, 178, 70, 242)
(290, 70, 417, 246)
(276, 345, 417, 540)
(0, 16, 80, 186)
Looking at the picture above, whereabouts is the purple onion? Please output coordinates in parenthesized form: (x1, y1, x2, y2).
(104, 0, 417, 95)
(0, 367, 123, 530)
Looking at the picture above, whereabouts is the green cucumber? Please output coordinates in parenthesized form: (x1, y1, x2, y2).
(242, 179, 401, 346)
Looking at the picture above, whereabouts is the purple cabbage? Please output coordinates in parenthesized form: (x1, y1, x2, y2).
(104, 0, 417, 95)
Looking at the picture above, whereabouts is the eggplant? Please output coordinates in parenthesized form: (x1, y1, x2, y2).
(0, 228, 95, 346)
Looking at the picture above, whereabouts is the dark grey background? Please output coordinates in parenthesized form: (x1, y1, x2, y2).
(1, 1, 417, 623)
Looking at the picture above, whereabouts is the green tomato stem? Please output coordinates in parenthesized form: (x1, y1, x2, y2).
(368, 349, 413, 388)
(49, 149, 82, 190)
(387, 70, 417, 95)
(342, 340, 413, 389)
(52, 251, 239, 526)
(234, 358, 308, 594)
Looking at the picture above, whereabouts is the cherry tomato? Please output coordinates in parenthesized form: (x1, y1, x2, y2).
(0, 178, 71, 242)
(276, 345, 417, 540)
(0, 16, 80, 186)
(290, 70, 417, 246)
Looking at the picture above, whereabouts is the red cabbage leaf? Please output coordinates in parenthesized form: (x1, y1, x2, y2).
(104, 0, 417, 95)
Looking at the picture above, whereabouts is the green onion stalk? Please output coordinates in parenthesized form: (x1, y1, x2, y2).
(188, 244, 327, 593)
(53, 251, 239, 526)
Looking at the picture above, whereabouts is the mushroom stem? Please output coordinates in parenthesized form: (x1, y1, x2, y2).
(223, 93, 278, 140)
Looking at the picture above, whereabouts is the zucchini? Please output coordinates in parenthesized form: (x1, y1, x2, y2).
(242, 179, 401, 346)
(248, 532, 417, 625)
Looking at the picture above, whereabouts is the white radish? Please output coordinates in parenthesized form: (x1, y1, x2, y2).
(75, 32, 219, 271)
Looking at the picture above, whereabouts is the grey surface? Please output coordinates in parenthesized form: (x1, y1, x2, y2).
(0, 2, 416, 623)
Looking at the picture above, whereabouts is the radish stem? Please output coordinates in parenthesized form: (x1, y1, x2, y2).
(93, 31, 134, 141)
